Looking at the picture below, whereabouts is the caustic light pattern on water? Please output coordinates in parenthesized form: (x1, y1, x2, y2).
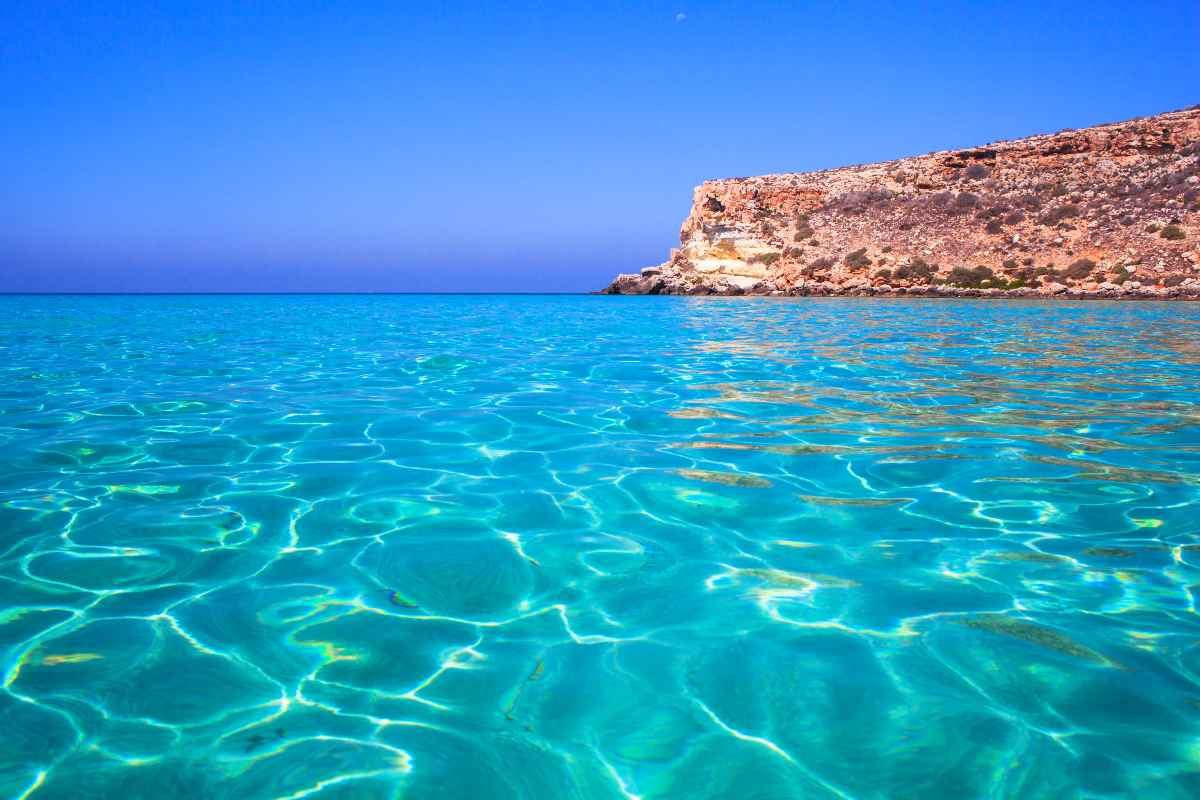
(2, 295, 1200, 799)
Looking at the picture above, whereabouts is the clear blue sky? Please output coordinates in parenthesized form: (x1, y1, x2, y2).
(2, 1, 1197, 292)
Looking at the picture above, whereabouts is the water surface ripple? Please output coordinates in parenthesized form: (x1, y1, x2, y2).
(3, 295, 1200, 798)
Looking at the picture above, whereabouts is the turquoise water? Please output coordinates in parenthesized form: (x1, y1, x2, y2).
(3, 294, 1200, 799)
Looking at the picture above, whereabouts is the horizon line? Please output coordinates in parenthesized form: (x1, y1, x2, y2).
(0, 291, 606, 297)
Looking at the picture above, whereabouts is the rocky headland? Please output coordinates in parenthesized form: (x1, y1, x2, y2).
(604, 106, 1200, 298)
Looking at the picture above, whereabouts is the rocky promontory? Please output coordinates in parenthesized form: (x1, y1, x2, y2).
(604, 106, 1200, 298)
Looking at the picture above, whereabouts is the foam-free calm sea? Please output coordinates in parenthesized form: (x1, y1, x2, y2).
(3, 294, 1200, 799)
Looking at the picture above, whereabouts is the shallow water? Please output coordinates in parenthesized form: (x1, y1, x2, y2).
(3, 294, 1200, 799)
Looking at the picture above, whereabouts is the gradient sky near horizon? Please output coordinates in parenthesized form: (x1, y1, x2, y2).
(2, 1, 1198, 293)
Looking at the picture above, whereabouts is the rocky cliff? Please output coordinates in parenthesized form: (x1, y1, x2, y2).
(604, 106, 1200, 298)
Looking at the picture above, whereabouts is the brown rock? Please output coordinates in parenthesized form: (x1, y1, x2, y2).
(603, 106, 1200, 299)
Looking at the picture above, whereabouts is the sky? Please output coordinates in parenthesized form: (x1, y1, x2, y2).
(1, 1, 1198, 293)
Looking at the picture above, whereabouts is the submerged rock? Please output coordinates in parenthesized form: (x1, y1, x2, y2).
(1082, 546, 1138, 558)
(985, 550, 1068, 564)
(958, 614, 1113, 666)
(674, 468, 773, 488)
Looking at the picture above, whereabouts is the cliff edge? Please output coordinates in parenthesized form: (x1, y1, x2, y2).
(604, 107, 1200, 298)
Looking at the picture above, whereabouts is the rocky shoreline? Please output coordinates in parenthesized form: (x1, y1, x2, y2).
(604, 106, 1200, 298)
(605, 273, 1200, 299)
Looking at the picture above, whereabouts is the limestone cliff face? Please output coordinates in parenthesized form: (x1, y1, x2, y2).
(605, 106, 1200, 298)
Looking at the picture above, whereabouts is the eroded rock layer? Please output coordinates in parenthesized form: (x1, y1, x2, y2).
(605, 106, 1200, 298)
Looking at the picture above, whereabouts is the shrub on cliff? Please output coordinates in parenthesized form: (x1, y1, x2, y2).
(793, 224, 815, 241)
(893, 258, 935, 283)
(844, 248, 872, 270)
(985, 219, 1004, 234)
(1014, 194, 1042, 210)
(964, 164, 991, 180)
(946, 265, 997, 288)
(1060, 258, 1097, 280)
(826, 189, 895, 214)
(748, 252, 781, 265)
(802, 257, 835, 278)
(927, 192, 954, 209)
(955, 193, 980, 210)
(1161, 224, 1186, 240)
(1042, 204, 1081, 226)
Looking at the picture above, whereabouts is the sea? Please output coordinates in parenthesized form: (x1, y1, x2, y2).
(3, 294, 1200, 799)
